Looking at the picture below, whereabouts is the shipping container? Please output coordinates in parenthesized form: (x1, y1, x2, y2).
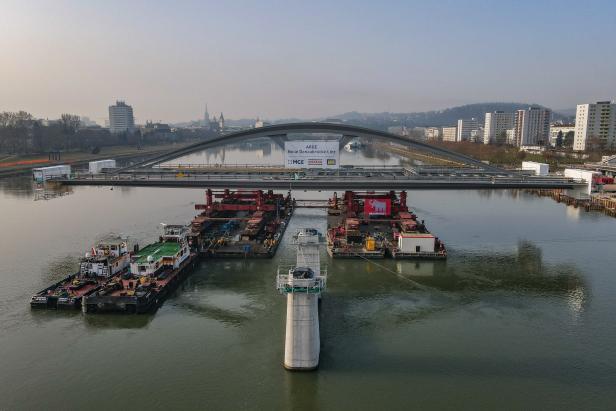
(398, 234, 435, 254)
(522, 161, 549, 176)
(88, 159, 116, 174)
(32, 165, 71, 182)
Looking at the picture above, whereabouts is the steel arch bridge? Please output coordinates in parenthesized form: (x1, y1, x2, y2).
(118, 122, 506, 173)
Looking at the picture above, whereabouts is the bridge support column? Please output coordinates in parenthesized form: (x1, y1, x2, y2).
(564, 185, 590, 200)
(277, 228, 327, 371)
(284, 293, 320, 370)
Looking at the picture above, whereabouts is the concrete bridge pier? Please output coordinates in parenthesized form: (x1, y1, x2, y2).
(284, 292, 320, 370)
(277, 228, 327, 371)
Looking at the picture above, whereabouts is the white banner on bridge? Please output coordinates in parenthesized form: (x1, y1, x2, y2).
(284, 141, 339, 169)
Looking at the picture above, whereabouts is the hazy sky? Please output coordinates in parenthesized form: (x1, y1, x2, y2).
(1, 0, 615, 123)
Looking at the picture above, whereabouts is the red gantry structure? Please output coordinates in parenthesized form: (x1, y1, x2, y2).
(327, 190, 446, 259)
(190, 189, 294, 258)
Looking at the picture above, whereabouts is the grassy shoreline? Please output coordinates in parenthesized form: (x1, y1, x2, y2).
(0, 141, 199, 176)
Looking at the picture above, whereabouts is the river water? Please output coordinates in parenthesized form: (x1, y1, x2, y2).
(1, 141, 616, 410)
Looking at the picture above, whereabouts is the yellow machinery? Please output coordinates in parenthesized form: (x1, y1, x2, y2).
(365, 236, 376, 251)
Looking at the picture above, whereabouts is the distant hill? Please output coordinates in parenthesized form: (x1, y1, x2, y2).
(554, 107, 577, 117)
(174, 102, 574, 130)
(330, 103, 572, 130)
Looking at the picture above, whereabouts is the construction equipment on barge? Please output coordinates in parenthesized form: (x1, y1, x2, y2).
(30, 240, 132, 310)
(327, 190, 446, 259)
(189, 189, 294, 258)
(83, 225, 197, 314)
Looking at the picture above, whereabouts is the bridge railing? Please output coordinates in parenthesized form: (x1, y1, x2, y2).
(154, 163, 288, 169)
(56, 171, 586, 187)
(153, 163, 410, 170)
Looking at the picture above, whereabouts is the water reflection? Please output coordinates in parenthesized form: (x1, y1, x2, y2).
(43, 255, 81, 285)
(0, 175, 75, 200)
(170, 261, 271, 325)
(284, 372, 319, 411)
(445, 241, 586, 295)
(83, 313, 154, 330)
(323, 241, 586, 332)
(173, 293, 256, 326)
(167, 138, 407, 168)
(0, 175, 35, 197)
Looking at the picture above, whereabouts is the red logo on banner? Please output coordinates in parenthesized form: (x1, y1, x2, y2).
(364, 198, 391, 216)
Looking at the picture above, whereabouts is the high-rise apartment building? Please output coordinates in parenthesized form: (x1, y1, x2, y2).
(483, 111, 514, 144)
(108, 101, 135, 134)
(456, 118, 478, 142)
(513, 107, 551, 147)
(573, 101, 616, 151)
(442, 126, 457, 142)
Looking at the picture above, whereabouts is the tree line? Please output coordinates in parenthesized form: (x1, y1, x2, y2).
(0, 111, 211, 155)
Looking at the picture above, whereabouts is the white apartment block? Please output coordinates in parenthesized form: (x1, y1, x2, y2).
(470, 127, 483, 143)
(456, 118, 478, 142)
(549, 124, 575, 146)
(573, 101, 616, 151)
(442, 126, 457, 142)
(108, 101, 135, 134)
(514, 107, 551, 147)
(484, 111, 514, 144)
(506, 129, 516, 145)
(425, 127, 441, 140)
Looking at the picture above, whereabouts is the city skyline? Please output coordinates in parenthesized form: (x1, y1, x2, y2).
(1, 0, 615, 122)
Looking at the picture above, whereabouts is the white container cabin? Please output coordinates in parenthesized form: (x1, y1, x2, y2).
(398, 233, 436, 254)
(522, 161, 549, 176)
(32, 165, 71, 182)
(88, 159, 116, 174)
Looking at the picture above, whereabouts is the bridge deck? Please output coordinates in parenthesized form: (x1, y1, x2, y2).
(54, 172, 584, 190)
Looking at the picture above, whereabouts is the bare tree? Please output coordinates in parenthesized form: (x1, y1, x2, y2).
(59, 114, 81, 150)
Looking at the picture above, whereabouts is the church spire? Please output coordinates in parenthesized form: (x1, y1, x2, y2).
(219, 112, 225, 130)
(203, 103, 210, 128)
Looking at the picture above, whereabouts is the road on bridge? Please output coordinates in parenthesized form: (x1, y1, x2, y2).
(55, 172, 584, 190)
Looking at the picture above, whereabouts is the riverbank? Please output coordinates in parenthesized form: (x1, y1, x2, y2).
(373, 142, 456, 166)
(430, 141, 599, 169)
(0, 141, 199, 178)
(378, 139, 607, 171)
(526, 188, 616, 218)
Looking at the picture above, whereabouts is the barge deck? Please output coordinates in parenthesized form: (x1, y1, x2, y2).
(83, 253, 197, 313)
(190, 189, 294, 258)
(83, 225, 198, 314)
(327, 191, 446, 260)
(31, 240, 132, 310)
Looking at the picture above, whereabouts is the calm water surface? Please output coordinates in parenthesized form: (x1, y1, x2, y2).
(1, 143, 616, 410)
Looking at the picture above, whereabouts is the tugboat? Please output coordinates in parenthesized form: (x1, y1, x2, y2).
(30, 240, 131, 310)
(83, 224, 197, 314)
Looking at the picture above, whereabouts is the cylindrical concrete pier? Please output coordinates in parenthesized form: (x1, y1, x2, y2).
(277, 228, 326, 371)
(284, 292, 320, 370)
